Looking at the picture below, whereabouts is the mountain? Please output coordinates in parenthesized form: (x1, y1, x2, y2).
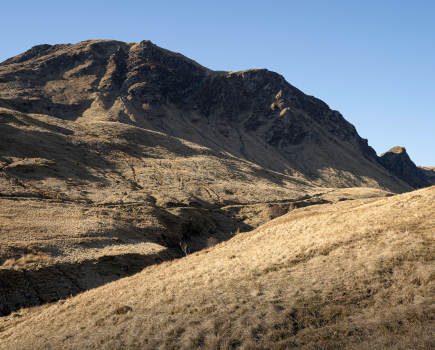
(379, 146, 432, 189)
(0, 39, 411, 193)
(0, 40, 419, 317)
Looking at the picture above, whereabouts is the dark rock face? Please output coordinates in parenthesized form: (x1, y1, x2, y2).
(0, 39, 413, 192)
(379, 147, 431, 189)
(357, 137, 378, 160)
(123, 40, 207, 105)
(264, 110, 307, 147)
(418, 167, 435, 186)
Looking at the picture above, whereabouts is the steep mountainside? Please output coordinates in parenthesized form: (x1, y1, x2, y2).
(418, 166, 435, 186)
(379, 146, 431, 189)
(0, 39, 411, 193)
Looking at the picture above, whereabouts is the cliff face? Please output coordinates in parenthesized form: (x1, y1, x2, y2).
(418, 166, 435, 186)
(379, 146, 431, 189)
(0, 39, 412, 193)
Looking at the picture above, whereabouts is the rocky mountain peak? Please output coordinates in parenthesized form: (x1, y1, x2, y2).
(379, 146, 430, 189)
(388, 146, 406, 154)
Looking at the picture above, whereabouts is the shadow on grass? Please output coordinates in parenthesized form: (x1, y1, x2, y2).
(0, 250, 174, 317)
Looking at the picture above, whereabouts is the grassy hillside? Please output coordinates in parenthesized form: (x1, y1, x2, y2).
(2, 186, 434, 349)
(1, 106, 402, 316)
(1, 40, 429, 349)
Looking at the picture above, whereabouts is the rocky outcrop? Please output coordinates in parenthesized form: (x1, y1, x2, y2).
(418, 166, 435, 186)
(379, 147, 431, 189)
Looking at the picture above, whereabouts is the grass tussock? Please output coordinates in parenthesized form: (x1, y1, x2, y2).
(1, 186, 435, 349)
(2, 252, 52, 268)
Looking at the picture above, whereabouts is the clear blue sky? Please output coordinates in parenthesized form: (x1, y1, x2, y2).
(1, 0, 434, 166)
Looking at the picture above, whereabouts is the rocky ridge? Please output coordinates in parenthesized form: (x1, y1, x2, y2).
(379, 146, 432, 189)
(418, 166, 435, 186)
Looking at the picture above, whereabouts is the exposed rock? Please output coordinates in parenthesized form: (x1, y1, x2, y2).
(379, 146, 431, 189)
(418, 166, 435, 186)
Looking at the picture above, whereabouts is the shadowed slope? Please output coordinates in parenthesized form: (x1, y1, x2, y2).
(379, 146, 431, 189)
(418, 166, 435, 186)
(0, 107, 308, 206)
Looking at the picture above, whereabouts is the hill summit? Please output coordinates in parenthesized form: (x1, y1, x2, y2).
(379, 146, 432, 189)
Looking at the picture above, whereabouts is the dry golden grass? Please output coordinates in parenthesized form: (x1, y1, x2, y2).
(0, 107, 312, 207)
(1, 40, 429, 347)
(0, 197, 171, 266)
(2, 186, 435, 349)
(2, 253, 52, 268)
(0, 197, 179, 316)
(1, 104, 402, 315)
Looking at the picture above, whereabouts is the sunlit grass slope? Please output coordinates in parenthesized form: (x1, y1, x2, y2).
(1, 186, 435, 349)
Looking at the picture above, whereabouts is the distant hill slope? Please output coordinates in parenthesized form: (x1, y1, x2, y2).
(0, 39, 411, 193)
(379, 146, 431, 189)
(2, 186, 435, 349)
